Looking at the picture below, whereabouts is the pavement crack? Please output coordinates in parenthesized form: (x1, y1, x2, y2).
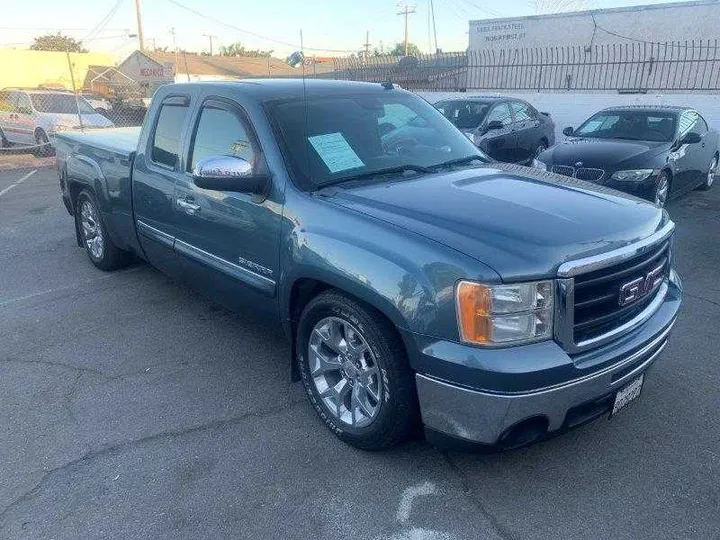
(0, 398, 303, 525)
(440, 452, 518, 540)
(684, 291, 720, 309)
(0, 358, 107, 378)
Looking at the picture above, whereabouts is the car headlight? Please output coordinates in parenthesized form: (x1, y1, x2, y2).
(532, 159, 547, 171)
(455, 280, 554, 346)
(611, 169, 655, 182)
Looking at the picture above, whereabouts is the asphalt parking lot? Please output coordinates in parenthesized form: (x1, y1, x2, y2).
(1, 165, 718, 540)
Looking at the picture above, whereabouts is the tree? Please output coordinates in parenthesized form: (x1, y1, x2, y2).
(30, 33, 88, 53)
(389, 42, 421, 57)
(218, 42, 273, 58)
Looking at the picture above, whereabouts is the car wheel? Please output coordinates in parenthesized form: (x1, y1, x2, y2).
(0, 126, 10, 148)
(34, 129, 53, 157)
(653, 171, 671, 207)
(76, 190, 131, 271)
(697, 155, 717, 191)
(296, 290, 419, 450)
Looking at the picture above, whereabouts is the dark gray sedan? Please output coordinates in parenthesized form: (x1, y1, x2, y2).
(435, 96, 556, 165)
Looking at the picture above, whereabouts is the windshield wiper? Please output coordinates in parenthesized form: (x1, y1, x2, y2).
(431, 155, 487, 169)
(318, 164, 434, 188)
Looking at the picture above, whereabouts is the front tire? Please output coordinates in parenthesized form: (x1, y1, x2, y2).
(296, 291, 419, 450)
(697, 155, 717, 191)
(0, 126, 10, 148)
(76, 190, 130, 271)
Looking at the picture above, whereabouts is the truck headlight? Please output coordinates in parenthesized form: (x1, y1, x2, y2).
(532, 159, 547, 171)
(611, 169, 654, 182)
(455, 280, 554, 345)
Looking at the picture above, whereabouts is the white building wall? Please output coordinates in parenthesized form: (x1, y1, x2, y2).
(469, 1, 720, 50)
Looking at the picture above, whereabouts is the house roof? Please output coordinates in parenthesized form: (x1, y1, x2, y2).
(142, 50, 336, 78)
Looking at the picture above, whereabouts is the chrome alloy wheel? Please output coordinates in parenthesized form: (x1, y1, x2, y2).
(308, 316, 383, 428)
(80, 200, 104, 259)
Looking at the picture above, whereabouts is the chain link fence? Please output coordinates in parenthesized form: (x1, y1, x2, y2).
(3, 40, 720, 178)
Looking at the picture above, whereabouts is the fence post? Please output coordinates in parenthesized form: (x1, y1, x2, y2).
(66, 49, 85, 132)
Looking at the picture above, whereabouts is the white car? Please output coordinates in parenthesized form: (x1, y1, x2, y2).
(80, 92, 113, 113)
(0, 88, 114, 155)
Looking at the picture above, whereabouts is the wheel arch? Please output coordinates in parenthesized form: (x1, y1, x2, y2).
(284, 275, 417, 382)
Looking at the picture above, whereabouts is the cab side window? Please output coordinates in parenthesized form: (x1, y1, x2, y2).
(510, 101, 536, 122)
(189, 103, 258, 171)
(486, 103, 513, 127)
(0, 91, 16, 112)
(151, 100, 189, 168)
(16, 93, 32, 114)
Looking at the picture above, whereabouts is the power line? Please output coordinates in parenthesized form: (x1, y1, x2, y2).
(455, 0, 505, 17)
(83, 0, 125, 41)
(166, 0, 358, 53)
(397, 3, 417, 55)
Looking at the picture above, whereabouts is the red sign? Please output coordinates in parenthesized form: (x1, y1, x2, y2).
(140, 67, 167, 78)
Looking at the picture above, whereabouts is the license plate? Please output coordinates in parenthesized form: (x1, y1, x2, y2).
(611, 374, 644, 417)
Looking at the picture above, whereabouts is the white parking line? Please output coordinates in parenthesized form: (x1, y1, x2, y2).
(0, 169, 37, 198)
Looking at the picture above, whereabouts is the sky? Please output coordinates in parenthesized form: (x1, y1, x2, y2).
(0, 0, 704, 60)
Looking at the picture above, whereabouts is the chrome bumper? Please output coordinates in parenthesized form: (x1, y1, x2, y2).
(417, 319, 675, 445)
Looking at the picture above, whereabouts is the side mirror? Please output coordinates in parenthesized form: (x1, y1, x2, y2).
(563, 126, 574, 136)
(192, 155, 270, 194)
(485, 120, 503, 132)
(679, 132, 701, 145)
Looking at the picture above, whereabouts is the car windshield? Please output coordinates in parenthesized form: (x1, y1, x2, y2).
(268, 92, 487, 189)
(30, 94, 96, 115)
(574, 110, 677, 142)
(436, 100, 491, 129)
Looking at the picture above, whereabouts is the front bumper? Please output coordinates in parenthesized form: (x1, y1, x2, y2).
(413, 271, 681, 446)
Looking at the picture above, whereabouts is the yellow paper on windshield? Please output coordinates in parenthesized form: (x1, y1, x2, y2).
(308, 132, 364, 173)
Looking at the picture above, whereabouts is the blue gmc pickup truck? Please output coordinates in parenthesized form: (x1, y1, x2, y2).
(55, 80, 682, 450)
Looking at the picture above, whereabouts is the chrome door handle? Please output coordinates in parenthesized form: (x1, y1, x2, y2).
(177, 198, 200, 213)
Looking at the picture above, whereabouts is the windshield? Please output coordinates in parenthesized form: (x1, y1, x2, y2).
(574, 110, 677, 142)
(268, 92, 487, 189)
(29, 94, 96, 115)
(435, 100, 491, 130)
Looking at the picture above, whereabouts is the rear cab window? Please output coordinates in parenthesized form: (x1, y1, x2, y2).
(151, 96, 190, 168)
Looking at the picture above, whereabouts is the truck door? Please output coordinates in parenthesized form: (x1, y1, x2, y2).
(132, 94, 192, 277)
(477, 102, 516, 163)
(172, 96, 282, 319)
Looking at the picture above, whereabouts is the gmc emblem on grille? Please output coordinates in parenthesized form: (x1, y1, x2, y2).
(618, 263, 665, 307)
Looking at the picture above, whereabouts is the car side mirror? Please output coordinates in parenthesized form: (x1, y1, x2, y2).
(192, 155, 270, 195)
(485, 120, 503, 132)
(562, 126, 574, 136)
(679, 132, 701, 145)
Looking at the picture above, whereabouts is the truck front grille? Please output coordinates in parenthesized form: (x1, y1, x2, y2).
(552, 165, 574, 177)
(572, 240, 670, 343)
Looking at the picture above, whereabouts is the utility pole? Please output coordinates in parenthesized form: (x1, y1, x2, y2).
(396, 3, 416, 56)
(134, 0, 145, 51)
(363, 31, 371, 58)
(202, 33, 216, 55)
(429, 0, 438, 53)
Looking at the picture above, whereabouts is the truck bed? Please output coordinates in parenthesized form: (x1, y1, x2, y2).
(55, 126, 141, 158)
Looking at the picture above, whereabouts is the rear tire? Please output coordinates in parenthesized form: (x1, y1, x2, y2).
(0, 126, 9, 148)
(34, 129, 53, 157)
(296, 290, 419, 450)
(697, 155, 717, 191)
(75, 189, 130, 271)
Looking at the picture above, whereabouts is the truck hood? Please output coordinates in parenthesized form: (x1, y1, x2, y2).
(323, 163, 666, 280)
